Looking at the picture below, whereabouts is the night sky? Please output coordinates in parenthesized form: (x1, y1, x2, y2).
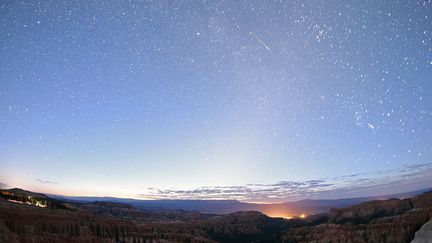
(1, 1, 432, 202)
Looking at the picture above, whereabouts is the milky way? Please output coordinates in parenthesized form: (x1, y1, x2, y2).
(1, 1, 431, 201)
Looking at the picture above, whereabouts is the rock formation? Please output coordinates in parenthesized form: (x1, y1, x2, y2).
(411, 219, 432, 243)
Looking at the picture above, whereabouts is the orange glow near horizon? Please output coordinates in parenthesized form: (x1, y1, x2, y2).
(264, 209, 307, 220)
(266, 213, 293, 219)
(264, 208, 294, 219)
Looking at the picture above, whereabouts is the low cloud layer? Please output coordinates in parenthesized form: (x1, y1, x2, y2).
(138, 162, 432, 202)
(35, 179, 59, 185)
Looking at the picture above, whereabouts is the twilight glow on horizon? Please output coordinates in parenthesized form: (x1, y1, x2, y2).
(1, 1, 431, 203)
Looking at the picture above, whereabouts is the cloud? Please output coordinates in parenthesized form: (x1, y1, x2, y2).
(136, 162, 432, 202)
(35, 178, 59, 185)
(0, 182, 9, 189)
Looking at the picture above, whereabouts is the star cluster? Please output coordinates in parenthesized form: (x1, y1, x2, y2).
(0, 0, 431, 201)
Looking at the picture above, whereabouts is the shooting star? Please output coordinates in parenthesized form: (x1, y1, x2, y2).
(250, 32, 272, 53)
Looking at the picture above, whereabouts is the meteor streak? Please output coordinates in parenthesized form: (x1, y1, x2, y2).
(250, 32, 272, 53)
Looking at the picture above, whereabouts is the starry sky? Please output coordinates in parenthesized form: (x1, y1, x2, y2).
(1, 0, 432, 202)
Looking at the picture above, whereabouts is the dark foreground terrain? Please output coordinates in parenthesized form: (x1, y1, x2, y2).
(0, 188, 431, 242)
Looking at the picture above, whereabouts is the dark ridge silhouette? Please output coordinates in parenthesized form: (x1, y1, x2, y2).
(0, 188, 68, 210)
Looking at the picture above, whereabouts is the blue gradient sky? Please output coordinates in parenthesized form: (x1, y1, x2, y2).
(1, 1, 431, 202)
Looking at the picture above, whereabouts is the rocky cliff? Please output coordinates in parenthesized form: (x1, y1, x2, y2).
(0, 198, 291, 242)
(411, 219, 432, 243)
(283, 191, 432, 242)
(1, 189, 432, 242)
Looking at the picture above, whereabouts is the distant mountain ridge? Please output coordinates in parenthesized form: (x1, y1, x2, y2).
(49, 187, 432, 216)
